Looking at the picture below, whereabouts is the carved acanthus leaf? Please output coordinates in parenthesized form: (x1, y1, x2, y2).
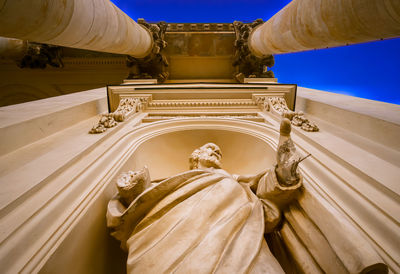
(126, 20, 169, 83)
(233, 20, 275, 83)
(113, 98, 140, 122)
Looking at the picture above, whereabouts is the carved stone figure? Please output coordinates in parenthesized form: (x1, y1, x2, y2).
(106, 118, 387, 273)
(107, 119, 307, 273)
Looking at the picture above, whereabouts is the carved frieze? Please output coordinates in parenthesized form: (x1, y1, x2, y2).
(233, 20, 275, 83)
(126, 20, 169, 83)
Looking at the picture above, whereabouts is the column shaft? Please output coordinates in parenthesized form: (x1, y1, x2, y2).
(0, 37, 27, 58)
(249, 0, 400, 56)
(0, 0, 152, 57)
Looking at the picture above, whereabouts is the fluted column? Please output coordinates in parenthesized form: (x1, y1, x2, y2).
(0, 0, 153, 57)
(249, 0, 400, 56)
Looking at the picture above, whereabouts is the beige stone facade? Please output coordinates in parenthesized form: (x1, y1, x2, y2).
(0, 80, 398, 273)
(0, 1, 399, 273)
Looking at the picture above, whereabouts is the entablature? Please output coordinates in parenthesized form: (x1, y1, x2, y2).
(107, 81, 297, 113)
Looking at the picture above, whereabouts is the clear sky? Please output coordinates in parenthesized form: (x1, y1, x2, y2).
(111, 0, 400, 105)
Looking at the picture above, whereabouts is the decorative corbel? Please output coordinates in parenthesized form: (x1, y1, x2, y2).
(233, 19, 275, 83)
(126, 20, 169, 83)
(253, 94, 270, 111)
(112, 98, 141, 122)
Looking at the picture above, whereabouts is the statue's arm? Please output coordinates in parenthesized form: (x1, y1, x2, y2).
(255, 119, 307, 233)
(235, 170, 266, 192)
(115, 166, 151, 207)
(248, 119, 305, 200)
(106, 166, 151, 241)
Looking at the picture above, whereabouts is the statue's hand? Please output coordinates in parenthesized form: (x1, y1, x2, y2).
(116, 166, 151, 207)
(275, 139, 310, 186)
(275, 158, 300, 186)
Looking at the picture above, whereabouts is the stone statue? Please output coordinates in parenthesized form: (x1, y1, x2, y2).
(107, 119, 306, 273)
(107, 119, 387, 273)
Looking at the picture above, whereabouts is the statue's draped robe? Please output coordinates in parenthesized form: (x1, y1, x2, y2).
(107, 168, 300, 273)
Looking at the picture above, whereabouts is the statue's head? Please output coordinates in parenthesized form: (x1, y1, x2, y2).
(189, 143, 222, 170)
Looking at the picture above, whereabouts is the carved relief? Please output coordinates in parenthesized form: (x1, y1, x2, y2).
(269, 97, 291, 114)
(89, 98, 144, 134)
(288, 111, 319, 132)
(107, 122, 305, 272)
(89, 114, 117, 134)
(254, 96, 271, 112)
(233, 20, 275, 82)
(127, 20, 169, 83)
(113, 98, 141, 122)
(18, 42, 64, 69)
(262, 97, 319, 132)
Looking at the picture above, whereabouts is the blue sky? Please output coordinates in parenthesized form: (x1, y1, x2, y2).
(111, 0, 400, 105)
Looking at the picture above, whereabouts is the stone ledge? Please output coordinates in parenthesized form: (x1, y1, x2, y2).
(0, 88, 108, 156)
(296, 87, 400, 151)
(297, 87, 400, 125)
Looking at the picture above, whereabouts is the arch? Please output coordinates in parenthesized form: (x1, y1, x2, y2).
(113, 118, 282, 180)
(122, 127, 278, 180)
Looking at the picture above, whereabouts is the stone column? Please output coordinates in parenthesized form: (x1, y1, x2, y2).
(249, 0, 400, 56)
(0, 37, 27, 58)
(0, 0, 153, 57)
